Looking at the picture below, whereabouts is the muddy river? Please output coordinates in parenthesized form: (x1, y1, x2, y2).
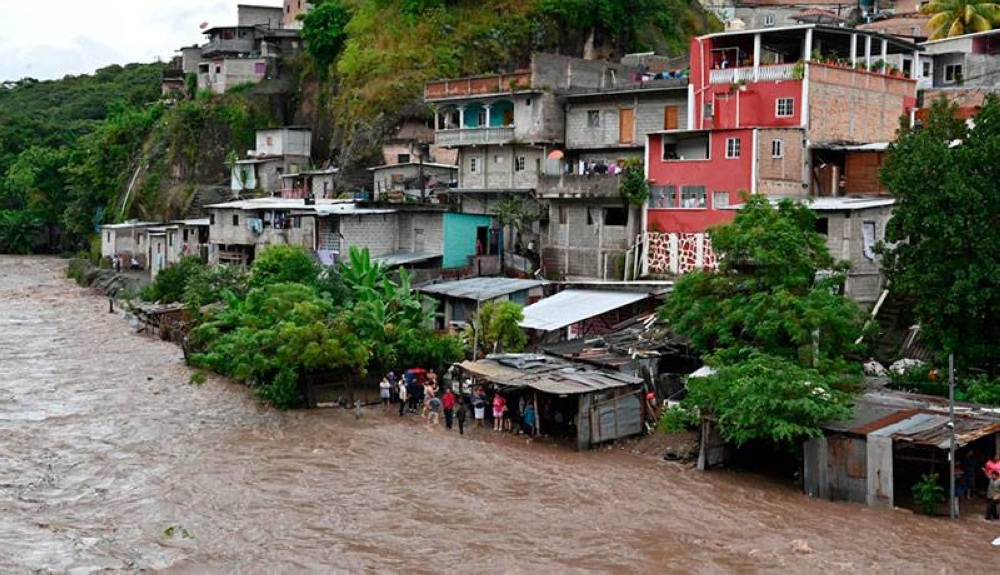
(0, 256, 993, 573)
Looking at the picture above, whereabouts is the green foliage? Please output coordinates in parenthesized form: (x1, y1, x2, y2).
(662, 195, 862, 364)
(189, 372, 207, 386)
(491, 196, 540, 233)
(0, 210, 42, 254)
(886, 363, 947, 396)
(661, 195, 864, 444)
(920, 0, 1000, 40)
(656, 403, 700, 434)
(468, 300, 527, 355)
(912, 473, 945, 516)
(301, 0, 352, 71)
(249, 245, 322, 289)
(879, 96, 1000, 369)
(686, 350, 854, 446)
(182, 264, 249, 312)
(141, 256, 208, 303)
(188, 245, 460, 409)
(618, 157, 649, 207)
(960, 375, 1000, 406)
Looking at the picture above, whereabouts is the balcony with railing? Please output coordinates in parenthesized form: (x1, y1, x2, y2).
(709, 63, 797, 84)
(435, 126, 516, 147)
(425, 72, 532, 100)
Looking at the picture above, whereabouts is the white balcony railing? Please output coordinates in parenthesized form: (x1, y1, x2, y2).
(435, 126, 515, 146)
(709, 63, 795, 84)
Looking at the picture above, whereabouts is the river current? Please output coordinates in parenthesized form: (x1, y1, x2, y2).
(0, 256, 993, 573)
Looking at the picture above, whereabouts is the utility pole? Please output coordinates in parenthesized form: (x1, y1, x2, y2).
(949, 352, 957, 519)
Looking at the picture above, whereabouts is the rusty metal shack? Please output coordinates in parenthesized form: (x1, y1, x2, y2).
(804, 390, 1000, 509)
(457, 354, 644, 451)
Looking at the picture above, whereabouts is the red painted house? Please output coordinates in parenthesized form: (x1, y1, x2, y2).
(643, 24, 919, 275)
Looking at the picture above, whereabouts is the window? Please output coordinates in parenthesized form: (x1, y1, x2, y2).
(776, 98, 794, 117)
(945, 64, 963, 83)
(525, 98, 532, 106)
(183, 229, 189, 242)
(168, 233, 174, 247)
(604, 207, 628, 226)
(515, 156, 526, 171)
(469, 157, 479, 173)
(725, 138, 741, 159)
(862, 221, 877, 260)
(293, 217, 302, 229)
(650, 185, 677, 208)
(771, 138, 784, 158)
(558, 206, 567, 224)
(397, 153, 410, 164)
(663, 140, 679, 160)
(922, 61, 932, 77)
(587, 110, 600, 127)
(232, 214, 240, 226)
(478, 109, 487, 126)
(586, 208, 594, 226)
(713, 191, 730, 209)
(209, 213, 216, 225)
(663, 105, 679, 130)
(106, 232, 111, 243)
(493, 155, 504, 164)
(703, 101, 714, 119)
(763, 13, 775, 27)
(680, 186, 707, 208)
(814, 217, 829, 235)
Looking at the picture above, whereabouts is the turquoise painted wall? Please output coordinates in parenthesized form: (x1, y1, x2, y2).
(443, 213, 493, 268)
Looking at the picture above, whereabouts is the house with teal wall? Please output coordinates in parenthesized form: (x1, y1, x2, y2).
(443, 212, 493, 268)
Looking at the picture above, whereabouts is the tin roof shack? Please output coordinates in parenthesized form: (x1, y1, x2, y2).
(519, 283, 667, 343)
(804, 391, 1000, 511)
(100, 221, 159, 267)
(458, 354, 644, 450)
(417, 277, 547, 331)
(543, 314, 700, 402)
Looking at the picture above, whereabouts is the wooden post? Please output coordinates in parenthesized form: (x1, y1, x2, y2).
(533, 390, 540, 437)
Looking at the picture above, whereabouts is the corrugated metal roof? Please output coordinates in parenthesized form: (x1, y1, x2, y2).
(373, 251, 441, 266)
(417, 277, 546, 301)
(824, 391, 1000, 449)
(519, 289, 649, 331)
(457, 354, 641, 395)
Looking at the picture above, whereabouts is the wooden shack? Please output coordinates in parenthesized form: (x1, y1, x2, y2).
(458, 354, 645, 451)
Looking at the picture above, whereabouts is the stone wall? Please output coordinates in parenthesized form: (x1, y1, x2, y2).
(645, 232, 718, 275)
(542, 201, 636, 279)
(757, 127, 807, 197)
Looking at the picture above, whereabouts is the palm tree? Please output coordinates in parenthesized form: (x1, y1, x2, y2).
(921, 0, 1000, 40)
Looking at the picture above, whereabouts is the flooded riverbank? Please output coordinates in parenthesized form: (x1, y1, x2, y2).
(0, 256, 993, 573)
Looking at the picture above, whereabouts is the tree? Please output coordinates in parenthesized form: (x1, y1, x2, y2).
(618, 157, 649, 207)
(140, 256, 208, 303)
(686, 350, 852, 445)
(468, 300, 527, 356)
(300, 0, 352, 72)
(921, 0, 1000, 40)
(248, 245, 322, 289)
(660, 195, 864, 444)
(879, 95, 1000, 370)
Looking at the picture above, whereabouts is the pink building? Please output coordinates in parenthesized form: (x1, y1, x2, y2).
(643, 24, 919, 275)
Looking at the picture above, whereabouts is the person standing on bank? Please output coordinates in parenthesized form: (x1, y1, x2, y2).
(442, 388, 456, 430)
(456, 399, 467, 435)
(379, 376, 392, 410)
(397, 379, 408, 417)
(987, 471, 1000, 520)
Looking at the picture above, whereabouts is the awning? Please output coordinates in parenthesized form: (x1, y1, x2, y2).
(519, 289, 649, 331)
(457, 355, 641, 396)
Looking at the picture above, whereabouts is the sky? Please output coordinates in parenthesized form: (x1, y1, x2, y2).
(0, 0, 283, 82)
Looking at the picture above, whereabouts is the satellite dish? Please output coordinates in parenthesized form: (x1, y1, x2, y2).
(199, 22, 209, 29)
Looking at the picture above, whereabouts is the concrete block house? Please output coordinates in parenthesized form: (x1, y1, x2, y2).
(231, 127, 312, 197)
(642, 25, 918, 305)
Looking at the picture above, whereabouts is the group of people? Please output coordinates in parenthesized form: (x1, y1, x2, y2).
(377, 370, 538, 438)
(111, 253, 140, 273)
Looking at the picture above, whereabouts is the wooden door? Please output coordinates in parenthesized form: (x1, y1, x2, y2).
(619, 108, 635, 143)
(663, 105, 679, 130)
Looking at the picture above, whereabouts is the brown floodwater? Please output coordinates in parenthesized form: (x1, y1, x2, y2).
(0, 255, 994, 573)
